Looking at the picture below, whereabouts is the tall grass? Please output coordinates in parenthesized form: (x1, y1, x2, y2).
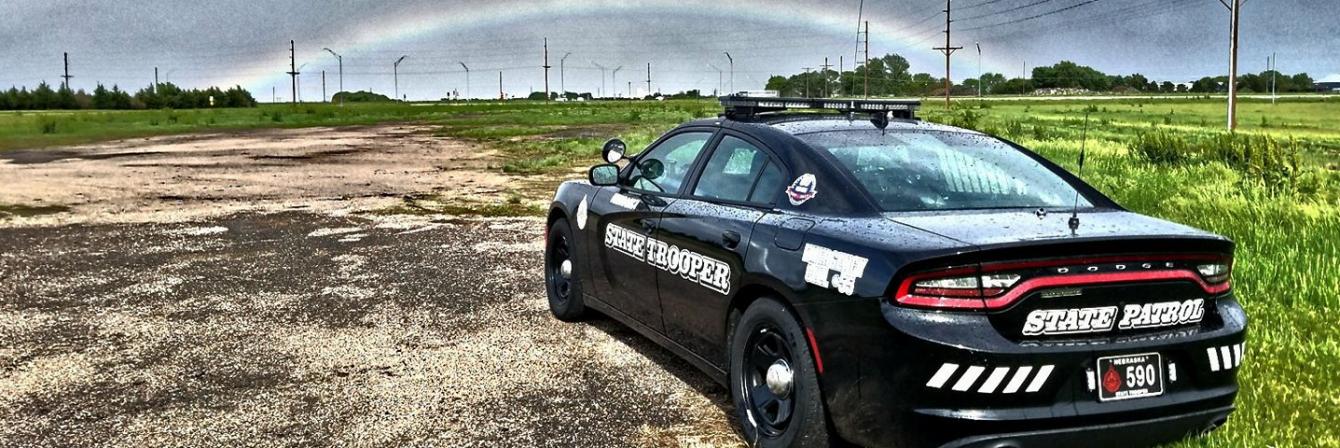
(953, 103, 1340, 448)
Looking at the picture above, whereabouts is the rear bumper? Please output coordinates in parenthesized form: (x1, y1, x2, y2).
(939, 405, 1234, 448)
(795, 295, 1247, 448)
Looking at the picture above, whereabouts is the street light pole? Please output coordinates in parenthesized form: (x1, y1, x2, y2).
(458, 62, 471, 100)
(322, 48, 343, 105)
(560, 52, 572, 99)
(708, 64, 723, 95)
(612, 66, 624, 98)
(393, 55, 408, 101)
(592, 61, 607, 98)
(723, 52, 734, 93)
(976, 42, 982, 97)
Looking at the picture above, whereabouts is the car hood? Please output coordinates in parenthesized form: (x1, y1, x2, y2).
(883, 208, 1225, 249)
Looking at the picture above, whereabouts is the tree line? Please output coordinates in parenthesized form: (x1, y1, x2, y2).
(0, 82, 257, 110)
(765, 55, 1319, 97)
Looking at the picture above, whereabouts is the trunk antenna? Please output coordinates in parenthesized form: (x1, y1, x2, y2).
(1069, 111, 1091, 235)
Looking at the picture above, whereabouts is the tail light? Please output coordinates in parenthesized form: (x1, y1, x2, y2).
(894, 255, 1232, 311)
(1196, 263, 1232, 284)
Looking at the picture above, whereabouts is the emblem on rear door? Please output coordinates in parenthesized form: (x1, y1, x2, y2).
(786, 173, 817, 206)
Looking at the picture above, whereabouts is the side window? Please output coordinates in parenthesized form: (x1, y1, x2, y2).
(623, 132, 713, 194)
(692, 136, 773, 203)
(748, 162, 785, 204)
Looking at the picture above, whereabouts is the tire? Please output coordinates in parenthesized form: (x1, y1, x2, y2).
(730, 298, 832, 448)
(545, 218, 587, 322)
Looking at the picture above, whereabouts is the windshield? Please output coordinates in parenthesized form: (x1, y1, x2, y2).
(798, 130, 1093, 212)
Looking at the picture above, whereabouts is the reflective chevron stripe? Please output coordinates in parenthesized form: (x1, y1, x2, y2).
(1003, 366, 1032, 394)
(1026, 365, 1054, 393)
(952, 366, 986, 391)
(1207, 342, 1245, 372)
(926, 363, 1054, 394)
(926, 363, 959, 389)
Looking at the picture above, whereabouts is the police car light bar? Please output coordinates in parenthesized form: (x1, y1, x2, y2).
(720, 95, 920, 120)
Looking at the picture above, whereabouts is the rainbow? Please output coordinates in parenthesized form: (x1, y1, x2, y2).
(226, 0, 1009, 98)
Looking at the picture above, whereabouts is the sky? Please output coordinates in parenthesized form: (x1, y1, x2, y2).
(1, 0, 1337, 101)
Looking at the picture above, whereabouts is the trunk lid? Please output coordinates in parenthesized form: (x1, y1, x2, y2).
(886, 209, 1234, 341)
(885, 208, 1224, 249)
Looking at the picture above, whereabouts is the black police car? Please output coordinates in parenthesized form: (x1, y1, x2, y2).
(543, 96, 1245, 448)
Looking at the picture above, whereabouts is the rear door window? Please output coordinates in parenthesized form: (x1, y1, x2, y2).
(692, 136, 774, 204)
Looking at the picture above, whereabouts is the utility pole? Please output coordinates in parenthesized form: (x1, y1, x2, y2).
(1220, 0, 1245, 130)
(628, 81, 632, 98)
(863, 21, 870, 98)
(976, 42, 983, 97)
(459, 62, 470, 100)
(393, 55, 408, 101)
(612, 66, 624, 98)
(933, 0, 962, 110)
(542, 38, 552, 101)
(287, 40, 299, 106)
(709, 64, 723, 96)
(1270, 52, 1277, 105)
(839, 56, 844, 96)
(560, 52, 572, 99)
(592, 62, 607, 98)
(802, 67, 814, 97)
(272, 86, 276, 103)
(498, 71, 504, 100)
(322, 70, 327, 103)
(646, 63, 652, 98)
(323, 48, 344, 105)
(820, 58, 833, 97)
(724, 52, 734, 93)
(62, 52, 72, 91)
(854, 0, 864, 71)
(154, 67, 159, 94)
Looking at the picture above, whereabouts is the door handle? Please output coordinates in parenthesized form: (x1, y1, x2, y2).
(722, 231, 742, 249)
(641, 220, 657, 233)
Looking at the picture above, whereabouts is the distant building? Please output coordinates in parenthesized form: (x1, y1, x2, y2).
(1315, 82, 1340, 92)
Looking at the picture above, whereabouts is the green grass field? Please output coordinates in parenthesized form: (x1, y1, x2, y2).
(3, 97, 1337, 446)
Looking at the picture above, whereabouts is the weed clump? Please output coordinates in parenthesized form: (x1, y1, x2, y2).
(1131, 130, 1190, 165)
(950, 110, 981, 131)
(1130, 130, 1305, 194)
(37, 117, 59, 134)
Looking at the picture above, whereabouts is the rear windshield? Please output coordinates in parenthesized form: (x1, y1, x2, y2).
(797, 130, 1093, 212)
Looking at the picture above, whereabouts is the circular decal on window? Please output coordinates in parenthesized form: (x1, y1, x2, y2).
(786, 173, 817, 206)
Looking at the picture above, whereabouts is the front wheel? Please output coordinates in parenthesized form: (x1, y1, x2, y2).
(730, 298, 832, 448)
(545, 218, 587, 321)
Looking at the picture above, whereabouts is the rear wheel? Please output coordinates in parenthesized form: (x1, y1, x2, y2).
(730, 298, 831, 447)
(545, 219, 587, 321)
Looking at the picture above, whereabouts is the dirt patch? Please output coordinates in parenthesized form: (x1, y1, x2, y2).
(0, 125, 539, 226)
(0, 212, 741, 447)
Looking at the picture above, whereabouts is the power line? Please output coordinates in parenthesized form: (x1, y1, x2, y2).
(958, 0, 1104, 32)
(955, 0, 1010, 11)
(957, 0, 1056, 22)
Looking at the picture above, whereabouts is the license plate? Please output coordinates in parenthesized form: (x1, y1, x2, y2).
(1096, 352, 1165, 402)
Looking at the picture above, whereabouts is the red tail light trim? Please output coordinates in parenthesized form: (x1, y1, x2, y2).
(893, 254, 1232, 311)
(979, 270, 1230, 309)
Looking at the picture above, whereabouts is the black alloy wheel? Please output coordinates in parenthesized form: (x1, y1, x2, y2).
(545, 219, 586, 321)
(729, 298, 832, 448)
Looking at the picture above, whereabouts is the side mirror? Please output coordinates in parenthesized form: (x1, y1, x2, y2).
(601, 138, 627, 164)
(589, 164, 619, 186)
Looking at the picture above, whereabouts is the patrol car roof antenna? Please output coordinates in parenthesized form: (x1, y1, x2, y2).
(870, 111, 889, 133)
(1068, 111, 1091, 235)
